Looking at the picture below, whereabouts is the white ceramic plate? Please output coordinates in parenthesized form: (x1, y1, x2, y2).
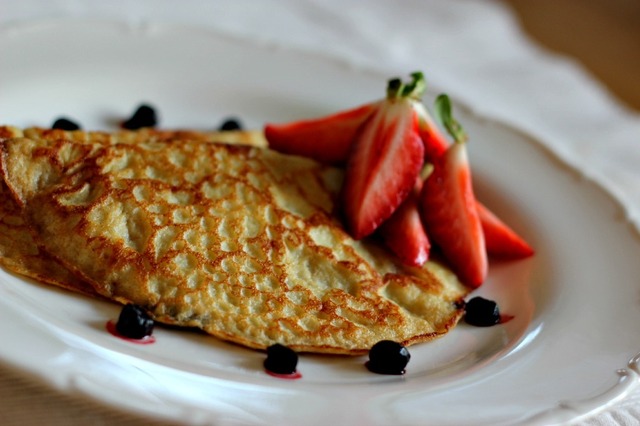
(0, 21, 639, 426)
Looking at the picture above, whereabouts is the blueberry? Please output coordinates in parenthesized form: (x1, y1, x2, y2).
(52, 118, 80, 130)
(115, 304, 154, 339)
(263, 343, 298, 375)
(218, 118, 243, 131)
(464, 296, 501, 327)
(122, 104, 158, 129)
(366, 340, 410, 375)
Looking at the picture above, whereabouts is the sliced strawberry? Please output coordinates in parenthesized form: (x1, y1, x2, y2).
(265, 75, 437, 166)
(413, 101, 450, 162)
(417, 96, 534, 261)
(419, 95, 487, 287)
(476, 201, 534, 259)
(378, 177, 430, 266)
(342, 73, 426, 239)
(264, 102, 377, 165)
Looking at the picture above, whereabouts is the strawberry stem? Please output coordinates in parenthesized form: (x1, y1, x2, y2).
(387, 78, 403, 98)
(402, 71, 426, 98)
(387, 72, 426, 101)
(434, 94, 467, 143)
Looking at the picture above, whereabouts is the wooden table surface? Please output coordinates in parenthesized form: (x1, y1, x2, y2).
(502, 0, 640, 112)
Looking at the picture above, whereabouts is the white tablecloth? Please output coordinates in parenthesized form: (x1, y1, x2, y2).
(1, 1, 639, 424)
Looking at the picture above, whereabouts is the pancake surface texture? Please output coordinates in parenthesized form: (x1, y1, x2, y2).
(0, 129, 467, 354)
(0, 126, 265, 295)
(0, 126, 96, 294)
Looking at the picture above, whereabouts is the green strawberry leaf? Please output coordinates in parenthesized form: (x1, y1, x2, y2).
(401, 71, 426, 99)
(434, 94, 467, 143)
(387, 71, 426, 100)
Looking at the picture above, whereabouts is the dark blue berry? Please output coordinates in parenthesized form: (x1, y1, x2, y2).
(464, 297, 501, 327)
(264, 344, 298, 375)
(218, 118, 243, 131)
(366, 340, 410, 375)
(122, 104, 158, 129)
(115, 304, 154, 339)
(52, 118, 80, 130)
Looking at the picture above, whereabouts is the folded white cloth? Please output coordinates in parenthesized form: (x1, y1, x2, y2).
(1, 1, 639, 425)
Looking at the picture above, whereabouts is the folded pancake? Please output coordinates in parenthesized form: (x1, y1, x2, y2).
(0, 126, 96, 295)
(0, 131, 468, 354)
(0, 126, 266, 296)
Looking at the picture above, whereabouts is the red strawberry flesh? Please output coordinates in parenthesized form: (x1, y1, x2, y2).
(343, 99, 424, 239)
(341, 73, 427, 239)
(414, 101, 450, 162)
(418, 94, 533, 262)
(420, 142, 487, 287)
(379, 179, 430, 266)
(476, 201, 534, 259)
(264, 103, 376, 165)
(419, 95, 487, 287)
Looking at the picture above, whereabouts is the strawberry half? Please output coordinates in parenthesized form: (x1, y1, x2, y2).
(264, 102, 377, 165)
(265, 74, 442, 166)
(417, 96, 534, 259)
(419, 95, 487, 287)
(378, 175, 431, 266)
(342, 72, 426, 239)
(413, 101, 450, 162)
(476, 201, 534, 259)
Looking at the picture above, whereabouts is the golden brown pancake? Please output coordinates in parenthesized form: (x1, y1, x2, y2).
(0, 129, 467, 354)
(0, 126, 266, 296)
(0, 126, 96, 295)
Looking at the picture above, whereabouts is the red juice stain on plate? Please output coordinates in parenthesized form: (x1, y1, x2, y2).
(500, 314, 515, 324)
(106, 320, 156, 344)
(265, 370, 302, 380)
